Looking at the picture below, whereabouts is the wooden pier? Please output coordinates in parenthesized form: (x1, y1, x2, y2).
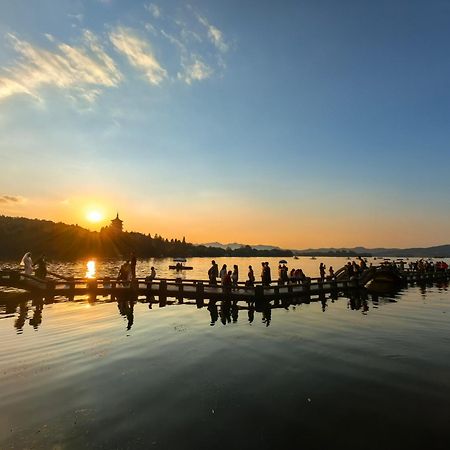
(1, 268, 449, 301)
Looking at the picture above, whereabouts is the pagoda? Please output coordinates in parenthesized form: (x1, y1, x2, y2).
(110, 213, 123, 233)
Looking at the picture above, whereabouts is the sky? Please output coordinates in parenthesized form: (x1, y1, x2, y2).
(0, 0, 449, 249)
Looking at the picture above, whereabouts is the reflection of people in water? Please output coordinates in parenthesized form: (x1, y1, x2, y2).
(231, 300, 239, 323)
(20, 252, 33, 275)
(34, 255, 47, 279)
(247, 301, 255, 323)
(208, 301, 218, 326)
(117, 298, 135, 330)
(14, 301, 28, 333)
(261, 302, 271, 327)
(29, 300, 44, 329)
(220, 299, 232, 325)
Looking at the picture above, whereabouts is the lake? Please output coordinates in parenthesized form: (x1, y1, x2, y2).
(1, 257, 450, 449)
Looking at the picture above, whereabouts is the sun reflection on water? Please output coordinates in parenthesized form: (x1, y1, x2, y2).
(86, 260, 96, 279)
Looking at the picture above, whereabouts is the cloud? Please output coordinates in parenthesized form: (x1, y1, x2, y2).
(0, 195, 26, 204)
(196, 15, 228, 53)
(146, 3, 161, 18)
(109, 26, 167, 85)
(179, 56, 213, 84)
(0, 30, 122, 103)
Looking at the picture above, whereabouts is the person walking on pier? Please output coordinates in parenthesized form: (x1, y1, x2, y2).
(208, 260, 219, 285)
(220, 264, 227, 284)
(232, 265, 239, 288)
(20, 252, 33, 276)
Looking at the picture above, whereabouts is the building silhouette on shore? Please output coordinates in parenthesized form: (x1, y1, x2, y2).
(110, 213, 123, 233)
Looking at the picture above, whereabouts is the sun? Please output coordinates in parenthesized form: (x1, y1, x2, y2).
(87, 210, 103, 223)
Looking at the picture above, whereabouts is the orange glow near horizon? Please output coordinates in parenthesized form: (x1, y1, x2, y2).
(86, 210, 103, 223)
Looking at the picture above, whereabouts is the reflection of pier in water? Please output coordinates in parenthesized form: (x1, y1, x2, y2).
(1, 277, 448, 332)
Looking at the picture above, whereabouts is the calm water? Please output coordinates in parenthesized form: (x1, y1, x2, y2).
(1, 257, 450, 449)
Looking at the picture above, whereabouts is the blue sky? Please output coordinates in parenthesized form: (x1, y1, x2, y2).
(0, 0, 449, 248)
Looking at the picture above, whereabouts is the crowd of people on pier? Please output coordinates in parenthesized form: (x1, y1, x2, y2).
(17, 252, 449, 288)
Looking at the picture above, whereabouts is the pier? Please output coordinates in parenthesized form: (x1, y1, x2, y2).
(1, 267, 449, 301)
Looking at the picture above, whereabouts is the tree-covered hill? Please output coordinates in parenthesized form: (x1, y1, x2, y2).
(0, 216, 293, 260)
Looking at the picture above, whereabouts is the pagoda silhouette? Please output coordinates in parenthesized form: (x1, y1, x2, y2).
(109, 213, 123, 233)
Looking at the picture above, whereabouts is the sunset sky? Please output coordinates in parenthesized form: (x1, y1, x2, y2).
(1, 0, 449, 249)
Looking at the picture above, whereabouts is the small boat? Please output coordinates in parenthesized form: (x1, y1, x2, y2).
(169, 258, 193, 271)
(293, 256, 299, 260)
(169, 265, 193, 271)
(310, 256, 317, 260)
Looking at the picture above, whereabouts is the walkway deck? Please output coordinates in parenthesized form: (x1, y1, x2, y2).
(1, 268, 449, 301)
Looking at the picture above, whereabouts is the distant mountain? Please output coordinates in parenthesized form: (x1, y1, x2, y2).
(201, 242, 281, 251)
(293, 245, 450, 257)
(202, 242, 450, 258)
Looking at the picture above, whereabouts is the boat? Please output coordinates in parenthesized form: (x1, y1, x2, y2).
(169, 258, 193, 271)
(169, 265, 193, 271)
(293, 256, 299, 260)
(310, 256, 317, 260)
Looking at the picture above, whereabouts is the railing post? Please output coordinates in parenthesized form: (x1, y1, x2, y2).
(159, 280, 167, 307)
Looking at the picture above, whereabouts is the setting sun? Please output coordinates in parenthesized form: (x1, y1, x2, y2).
(87, 210, 103, 223)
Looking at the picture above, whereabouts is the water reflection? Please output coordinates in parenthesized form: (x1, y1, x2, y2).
(86, 260, 96, 279)
(1, 278, 448, 334)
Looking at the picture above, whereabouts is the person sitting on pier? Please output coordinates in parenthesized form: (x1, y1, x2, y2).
(220, 264, 227, 284)
(149, 266, 156, 280)
(232, 265, 239, 288)
(290, 268, 296, 282)
(20, 252, 33, 276)
(208, 260, 219, 285)
(33, 255, 47, 279)
(246, 265, 255, 287)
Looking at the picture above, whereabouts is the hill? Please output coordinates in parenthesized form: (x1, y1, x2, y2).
(0, 216, 293, 260)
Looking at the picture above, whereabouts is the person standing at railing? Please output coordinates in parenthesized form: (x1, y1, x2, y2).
(328, 266, 335, 280)
(232, 265, 239, 288)
(246, 265, 255, 287)
(20, 252, 33, 276)
(130, 252, 137, 279)
(34, 255, 47, 279)
(208, 260, 219, 285)
(149, 266, 156, 280)
(219, 264, 227, 285)
(319, 263, 326, 281)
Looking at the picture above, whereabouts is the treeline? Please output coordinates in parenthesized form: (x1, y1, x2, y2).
(0, 216, 293, 260)
(296, 250, 372, 257)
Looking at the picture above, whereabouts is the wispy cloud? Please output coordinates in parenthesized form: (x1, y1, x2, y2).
(109, 26, 167, 85)
(179, 56, 213, 84)
(196, 15, 228, 53)
(146, 3, 161, 19)
(0, 195, 26, 204)
(0, 30, 122, 103)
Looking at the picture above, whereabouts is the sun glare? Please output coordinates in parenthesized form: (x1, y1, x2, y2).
(87, 210, 103, 223)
